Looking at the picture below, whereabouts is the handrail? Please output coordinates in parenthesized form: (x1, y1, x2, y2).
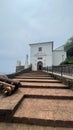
(43, 64, 73, 77)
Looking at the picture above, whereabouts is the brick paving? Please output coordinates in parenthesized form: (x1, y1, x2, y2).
(0, 71, 73, 129)
(13, 98, 73, 122)
(20, 88, 73, 99)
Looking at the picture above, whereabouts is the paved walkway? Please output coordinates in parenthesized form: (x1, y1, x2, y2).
(0, 71, 73, 129)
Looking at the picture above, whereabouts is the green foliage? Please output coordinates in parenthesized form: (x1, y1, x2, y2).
(64, 36, 73, 57)
(61, 36, 73, 64)
(67, 47, 73, 57)
(60, 57, 73, 65)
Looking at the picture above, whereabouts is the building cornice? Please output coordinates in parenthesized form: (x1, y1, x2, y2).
(29, 41, 53, 46)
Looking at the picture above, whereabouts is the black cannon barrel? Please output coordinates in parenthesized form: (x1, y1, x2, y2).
(0, 75, 21, 88)
(0, 75, 22, 96)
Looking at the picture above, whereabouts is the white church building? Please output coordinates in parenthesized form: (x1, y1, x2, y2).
(29, 42, 66, 71)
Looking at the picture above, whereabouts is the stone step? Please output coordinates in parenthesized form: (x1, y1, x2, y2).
(14, 79, 61, 83)
(15, 72, 51, 78)
(21, 82, 67, 89)
(17, 72, 49, 76)
(0, 90, 24, 121)
(0, 71, 73, 128)
(15, 73, 51, 76)
(18, 73, 49, 75)
(16, 74, 50, 77)
(12, 98, 73, 127)
(1, 123, 73, 130)
(20, 88, 73, 100)
(15, 76, 53, 79)
(0, 122, 73, 130)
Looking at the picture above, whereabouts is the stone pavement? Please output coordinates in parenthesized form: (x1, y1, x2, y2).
(0, 71, 73, 129)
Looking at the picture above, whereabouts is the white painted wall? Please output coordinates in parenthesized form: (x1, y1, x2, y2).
(53, 50, 66, 65)
(55, 45, 64, 50)
(53, 45, 66, 65)
(30, 42, 53, 70)
(30, 42, 67, 70)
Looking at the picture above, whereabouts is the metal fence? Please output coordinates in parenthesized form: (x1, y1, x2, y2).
(43, 65, 73, 76)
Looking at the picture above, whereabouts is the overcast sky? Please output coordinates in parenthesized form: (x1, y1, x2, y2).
(0, 0, 73, 74)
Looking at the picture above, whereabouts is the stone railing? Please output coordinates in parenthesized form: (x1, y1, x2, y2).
(43, 65, 73, 89)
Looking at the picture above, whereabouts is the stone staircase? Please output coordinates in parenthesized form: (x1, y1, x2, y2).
(0, 71, 73, 129)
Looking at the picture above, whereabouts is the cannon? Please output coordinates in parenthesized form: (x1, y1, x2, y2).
(0, 75, 21, 96)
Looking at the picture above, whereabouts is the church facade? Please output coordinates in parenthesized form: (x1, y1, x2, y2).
(29, 42, 66, 71)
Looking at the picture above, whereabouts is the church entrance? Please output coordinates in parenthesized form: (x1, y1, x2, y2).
(37, 61, 43, 71)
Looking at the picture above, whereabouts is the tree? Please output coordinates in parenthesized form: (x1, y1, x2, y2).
(64, 36, 73, 57)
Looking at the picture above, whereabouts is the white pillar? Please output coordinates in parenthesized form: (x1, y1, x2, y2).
(17, 60, 21, 66)
(25, 54, 28, 68)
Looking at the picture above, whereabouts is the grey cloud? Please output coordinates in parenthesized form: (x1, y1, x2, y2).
(0, 0, 73, 73)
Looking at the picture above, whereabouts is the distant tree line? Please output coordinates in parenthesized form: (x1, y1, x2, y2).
(64, 36, 73, 57)
(61, 36, 73, 64)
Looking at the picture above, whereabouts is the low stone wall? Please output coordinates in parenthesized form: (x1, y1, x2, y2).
(16, 66, 24, 73)
(7, 67, 32, 79)
(48, 72, 73, 90)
